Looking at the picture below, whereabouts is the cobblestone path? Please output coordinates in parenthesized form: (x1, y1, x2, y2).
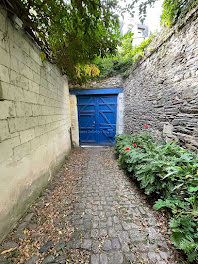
(0, 147, 182, 264)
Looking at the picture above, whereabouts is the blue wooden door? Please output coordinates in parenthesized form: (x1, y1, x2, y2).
(77, 95, 117, 145)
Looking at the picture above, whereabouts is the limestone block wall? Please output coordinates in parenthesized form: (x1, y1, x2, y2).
(69, 94, 79, 146)
(0, 9, 71, 242)
(124, 6, 198, 150)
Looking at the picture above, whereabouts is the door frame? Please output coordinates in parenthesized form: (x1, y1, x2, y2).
(69, 88, 123, 146)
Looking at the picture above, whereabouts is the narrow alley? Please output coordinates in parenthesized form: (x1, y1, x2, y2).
(0, 148, 183, 264)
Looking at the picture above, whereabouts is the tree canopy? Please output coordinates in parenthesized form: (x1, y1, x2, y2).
(3, 0, 121, 82)
(2, 0, 197, 84)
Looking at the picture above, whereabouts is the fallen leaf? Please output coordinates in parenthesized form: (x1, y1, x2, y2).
(1, 247, 16, 254)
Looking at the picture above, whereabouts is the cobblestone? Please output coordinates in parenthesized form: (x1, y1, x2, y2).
(65, 147, 180, 263)
(100, 253, 108, 264)
(102, 240, 112, 251)
(90, 254, 99, 264)
(0, 147, 183, 263)
(111, 238, 120, 250)
(42, 254, 55, 264)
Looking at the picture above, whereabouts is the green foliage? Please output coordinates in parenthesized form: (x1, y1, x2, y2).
(6, 0, 157, 83)
(5, 0, 197, 83)
(114, 132, 198, 261)
(94, 33, 155, 79)
(161, 0, 181, 27)
(161, 0, 198, 27)
(169, 215, 198, 262)
(119, 32, 134, 57)
(75, 64, 100, 84)
(94, 0, 198, 80)
(6, 0, 120, 83)
(39, 52, 46, 62)
(93, 55, 118, 79)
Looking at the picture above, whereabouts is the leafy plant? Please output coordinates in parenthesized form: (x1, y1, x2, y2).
(94, 33, 155, 79)
(4, 0, 120, 83)
(2, 0, 159, 84)
(115, 131, 198, 261)
(75, 64, 100, 84)
(93, 0, 198, 80)
(161, 0, 198, 27)
(4, 0, 197, 83)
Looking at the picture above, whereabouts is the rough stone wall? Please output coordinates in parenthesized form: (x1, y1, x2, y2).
(69, 74, 123, 90)
(124, 6, 198, 151)
(0, 9, 71, 242)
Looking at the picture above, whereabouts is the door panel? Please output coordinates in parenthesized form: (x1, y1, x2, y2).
(77, 94, 117, 145)
(77, 96, 97, 144)
(97, 95, 117, 145)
